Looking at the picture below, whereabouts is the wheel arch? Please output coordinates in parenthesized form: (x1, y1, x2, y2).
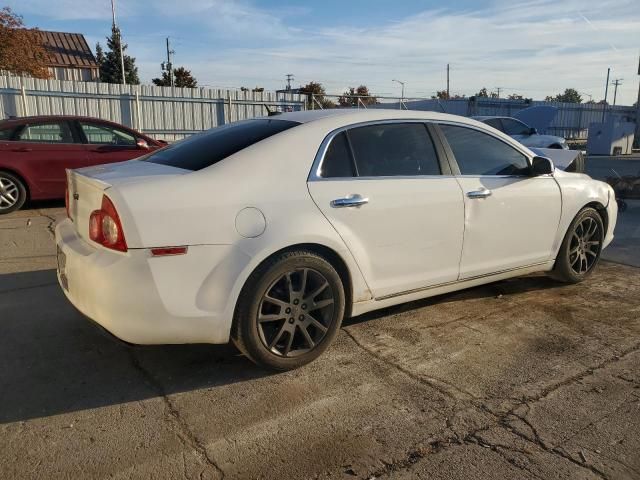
(584, 201, 608, 234)
(235, 242, 355, 320)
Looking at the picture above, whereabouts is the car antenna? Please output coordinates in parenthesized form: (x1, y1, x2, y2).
(264, 104, 281, 116)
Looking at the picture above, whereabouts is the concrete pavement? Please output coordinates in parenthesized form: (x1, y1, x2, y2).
(1, 200, 639, 479)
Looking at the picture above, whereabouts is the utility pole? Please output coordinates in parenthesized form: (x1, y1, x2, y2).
(495, 87, 502, 99)
(111, 0, 126, 85)
(161, 37, 175, 87)
(602, 67, 610, 122)
(635, 55, 640, 148)
(446, 64, 450, 99)
(285, 74, 294, 91)
(611, 79, 623, 106)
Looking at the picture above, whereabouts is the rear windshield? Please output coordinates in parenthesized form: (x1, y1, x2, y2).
(143, 119, 299, 171)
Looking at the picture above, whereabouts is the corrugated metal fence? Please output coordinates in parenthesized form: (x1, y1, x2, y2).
(0, 76, 306, 142)
(374, 98, 636, 140)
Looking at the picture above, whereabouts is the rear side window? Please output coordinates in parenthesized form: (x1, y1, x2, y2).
(17, 122, 74, 143)
(501, 118, 531, 136)
(440, 124, 529, 176)
(0, 127, 14, 140)
(483, 118, 504, 131)
(347, 123, 440, 177)
(144, 119, 299, 171)
(320, 132, 355, 178)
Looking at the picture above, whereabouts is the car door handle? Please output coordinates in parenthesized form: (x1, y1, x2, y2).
(467, 188, 492, 199)
(330, 194, 369, 208)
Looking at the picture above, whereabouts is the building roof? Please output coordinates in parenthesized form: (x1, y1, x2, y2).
(36, 31, 98, 69)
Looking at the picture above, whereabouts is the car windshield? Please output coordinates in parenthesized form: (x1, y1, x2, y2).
(143, 119, 300, 171)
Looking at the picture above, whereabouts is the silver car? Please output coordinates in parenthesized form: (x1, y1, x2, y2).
(474, 116, 568, 149)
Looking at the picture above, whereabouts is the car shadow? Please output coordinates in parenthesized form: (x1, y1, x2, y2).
(1, 269, 563, 424)
(344, 272, 563, 327)
(0, 269, 271, 424)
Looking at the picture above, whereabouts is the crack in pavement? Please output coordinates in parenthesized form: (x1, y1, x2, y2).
(341, 332, 640, 479)
(341, 327, 477, 403)
(126, 348, 226, 480)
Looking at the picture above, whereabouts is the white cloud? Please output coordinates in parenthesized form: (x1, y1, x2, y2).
(175, 0, 640, 104)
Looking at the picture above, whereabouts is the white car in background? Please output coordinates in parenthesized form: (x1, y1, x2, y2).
(474, 115, 568, 149)
(56, 110, 616, 370)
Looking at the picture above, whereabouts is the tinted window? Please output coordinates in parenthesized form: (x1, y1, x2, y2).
(0, 127, 14, 141)
(484, 118, 504, 131)
(144, 119, 299, 171)
(440, 124, 529, 176)
(321, 132, 354, 178)
(501, 118, 531, 136)
(347, 123, 440, 177)
(17, 122, 74, 143)
(80, 122, 136, 146)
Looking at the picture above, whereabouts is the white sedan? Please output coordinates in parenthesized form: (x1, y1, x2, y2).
(55, 110, 617, 370)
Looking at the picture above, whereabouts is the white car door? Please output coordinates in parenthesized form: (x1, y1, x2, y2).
(308, 122, 465, 299)
(438, 123, 562, 279)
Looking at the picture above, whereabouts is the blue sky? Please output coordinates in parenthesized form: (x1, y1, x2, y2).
(6, 0, 640, 104)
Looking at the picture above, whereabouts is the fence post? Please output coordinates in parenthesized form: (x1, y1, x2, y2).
(20, 85, 29, 116)
(227, 91, 232, 124)
(135, 90, 142, 131)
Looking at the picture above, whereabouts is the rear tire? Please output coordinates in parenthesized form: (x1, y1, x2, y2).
(550, 207, 604, 283)
(232, 250, 345, 371)
(0, 171, 27, 214)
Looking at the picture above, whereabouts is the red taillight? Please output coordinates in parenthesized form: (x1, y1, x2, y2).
(65, 186, 70, 219)
(89, 195, 128, 252)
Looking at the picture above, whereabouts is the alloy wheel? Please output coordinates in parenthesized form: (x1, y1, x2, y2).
(569, 216, 601, 275)
(257, 268, 335, 358)
(0, 176, 20, 211)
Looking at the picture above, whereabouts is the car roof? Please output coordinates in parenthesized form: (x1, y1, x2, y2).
(0, 115, 132, 128)
(270, 109, 482, 127)
(472, 115, 520, 121)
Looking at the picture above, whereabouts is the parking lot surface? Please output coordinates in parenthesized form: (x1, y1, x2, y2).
(1, 198, 639, 480)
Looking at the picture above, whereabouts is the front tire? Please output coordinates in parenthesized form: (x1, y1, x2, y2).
(0, 171, 27, 214)
(232, 250, 345, 370)
(550, 207, 604, 283)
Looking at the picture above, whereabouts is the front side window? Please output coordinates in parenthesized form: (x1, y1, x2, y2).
(144, 119, 299, 171)
(501, 118, 531, 136)
(346, 123, 441, 177)
(80, 122, 136, 146)
(440, 124, 529, 176)
(17, 122, 74, 143)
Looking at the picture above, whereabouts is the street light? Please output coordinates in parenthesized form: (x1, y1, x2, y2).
(392, 79, 405, 110)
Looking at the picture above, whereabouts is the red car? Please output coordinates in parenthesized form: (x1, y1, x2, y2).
(0, 115, 165, 213)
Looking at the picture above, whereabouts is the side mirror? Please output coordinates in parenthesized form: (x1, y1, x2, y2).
(529, 127, 538, 135)
(136, 138, 149, 150)
(531, 156, 554, 175)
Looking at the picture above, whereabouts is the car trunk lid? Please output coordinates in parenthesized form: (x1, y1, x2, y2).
(66, 160, 189, 243)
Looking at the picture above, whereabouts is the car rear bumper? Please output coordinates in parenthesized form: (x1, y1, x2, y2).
(55, 218, 236, 345)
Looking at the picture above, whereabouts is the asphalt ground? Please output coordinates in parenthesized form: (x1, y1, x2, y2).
(1, 192, 639, 479)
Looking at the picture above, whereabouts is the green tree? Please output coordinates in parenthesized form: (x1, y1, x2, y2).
(508, 93, 524, 100)
(152, 66, 198, 88)
(98, 26, 139, 84)
(338, 85, 377, 107)
(546, 88, 582, 103)
(299, 81, 335, 109)
(475, 87, 489, 98)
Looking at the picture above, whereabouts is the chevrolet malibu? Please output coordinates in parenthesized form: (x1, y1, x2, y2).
(55, 110, 617, 370)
